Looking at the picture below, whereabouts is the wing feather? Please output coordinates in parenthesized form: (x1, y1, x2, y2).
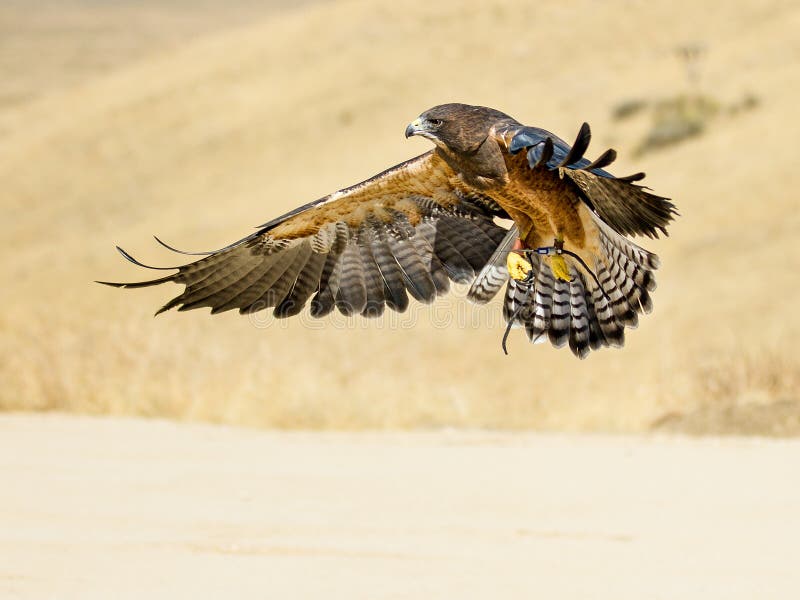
(432, 231, 475, 284)
(310, 254, 341, 318)
(387, 234, 437, 303)
(370, 234, 409, 313)
(210, 252, 285, 315)
(335, 242, 368, 316)
(273, 250, 327, 318)
(358, 241, 386, 318)
(410, 220, 450, 295)
(263, 242, 314, 311)
(201, 243, 298, 313)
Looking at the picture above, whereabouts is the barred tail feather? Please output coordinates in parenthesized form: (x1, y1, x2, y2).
(568, 270, 591, 359)
(547, 278, 571, 348)
(527, 262, 555, 344)
(501, 223, 660, 358)
(503, 253, 540, 326)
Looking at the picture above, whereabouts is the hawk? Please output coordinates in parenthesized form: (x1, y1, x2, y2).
(100, 103, 677, 358)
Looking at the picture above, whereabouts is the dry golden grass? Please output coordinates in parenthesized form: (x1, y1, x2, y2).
(654, 349, 800, 436)
(1, 0, 798, 433)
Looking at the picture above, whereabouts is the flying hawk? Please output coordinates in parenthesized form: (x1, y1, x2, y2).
(100, 103, 677, 358)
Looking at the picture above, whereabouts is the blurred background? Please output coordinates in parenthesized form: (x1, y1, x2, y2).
(1, 0, 798, 434)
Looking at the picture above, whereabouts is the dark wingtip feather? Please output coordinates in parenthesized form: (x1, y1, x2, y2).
(153, 235, 213, 256)
(98, 245, 180, 290)
(154, 296, 183, 316)
(115, 246, 177, 271)
(558, 122, 591, 167)
(95, 272, 176, 289)
(617, 172, 646, 183)
(585, 148, 617, 171)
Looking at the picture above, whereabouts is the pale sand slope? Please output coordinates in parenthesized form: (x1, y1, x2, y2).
(1, 415, 798, 599)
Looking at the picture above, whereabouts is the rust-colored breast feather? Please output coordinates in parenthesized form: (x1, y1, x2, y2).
(487, 150, 587, 249)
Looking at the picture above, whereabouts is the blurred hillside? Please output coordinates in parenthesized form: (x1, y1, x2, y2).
(0, 1, 313, 134)
(1, 0, 798, 433)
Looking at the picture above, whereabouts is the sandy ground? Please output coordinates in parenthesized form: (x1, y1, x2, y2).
(1, 415, 798, 600)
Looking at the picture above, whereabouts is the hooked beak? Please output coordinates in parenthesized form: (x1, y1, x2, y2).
(405, 117, 423, 139)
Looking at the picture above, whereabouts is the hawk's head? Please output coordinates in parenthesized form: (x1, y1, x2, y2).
(405, 103, 513, 153)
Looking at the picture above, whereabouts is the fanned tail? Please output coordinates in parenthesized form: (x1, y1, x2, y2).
(501, 221, 660, 358)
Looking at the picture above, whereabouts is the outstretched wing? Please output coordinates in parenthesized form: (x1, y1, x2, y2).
(495, 122, 678, 238)
(99, 151, 510, 319)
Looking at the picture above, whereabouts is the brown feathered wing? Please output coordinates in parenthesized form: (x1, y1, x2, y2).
(99, 151, 510, 319)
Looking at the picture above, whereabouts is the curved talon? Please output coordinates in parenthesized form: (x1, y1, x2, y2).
(549, 253, 572, 282)
(506, 251, 534, 281)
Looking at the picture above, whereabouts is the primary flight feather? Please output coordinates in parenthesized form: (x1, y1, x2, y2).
(100, 103, 677, 358)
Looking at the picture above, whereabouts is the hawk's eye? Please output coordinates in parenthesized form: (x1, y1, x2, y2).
(428, 118, 443, 127)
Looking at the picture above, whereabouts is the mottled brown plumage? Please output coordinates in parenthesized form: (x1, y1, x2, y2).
(100, 103, 677, 358)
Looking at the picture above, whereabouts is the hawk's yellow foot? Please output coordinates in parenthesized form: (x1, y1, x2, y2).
(550, 254, 572, 281)
(507, 251, 533, 281)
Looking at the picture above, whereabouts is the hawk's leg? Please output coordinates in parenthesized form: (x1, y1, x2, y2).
(532, 239, 609, 301)
(548, 237, 572, 282)
(512, 236, 573, 282)
(506, 238, 535, 282)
